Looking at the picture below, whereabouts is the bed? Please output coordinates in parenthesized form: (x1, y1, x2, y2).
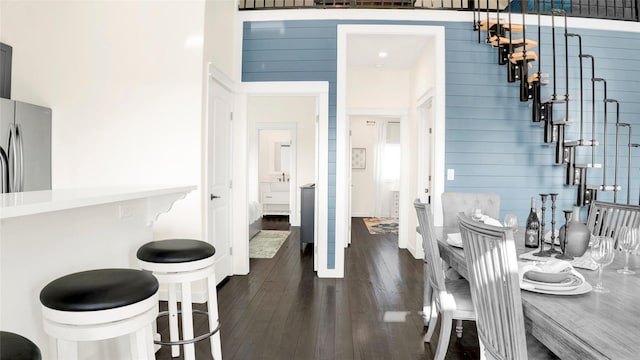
(249, 200, 263, 240)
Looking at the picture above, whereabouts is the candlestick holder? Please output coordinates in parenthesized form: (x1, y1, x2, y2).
(543, 193, 561, 256)
(534, 193, 550, 257)
(556, 210, 574, 260)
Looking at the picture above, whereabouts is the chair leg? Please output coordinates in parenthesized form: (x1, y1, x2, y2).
(434, 311, 453, 360)
(424, 298, 439, 343)
(455, 319, 463, 338)
(130, 323, 154, 360)
(181, 281, 196, 360)
(145, 323, 156, 360)
(168, 283, 180, 357)
(207, 273, 223, 360)
(423, 264, 433, 327)
(56, 339, 78, 360)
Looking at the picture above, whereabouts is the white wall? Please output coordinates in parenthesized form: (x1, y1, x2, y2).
(346, 67, 409, 219)
(248, 96, 316, 226)
(204, 0, 237, 80)
(347, 67, 411, 109)
(0, 1, 206, 240)
(350, 116, 377, 216)
(259, 129, 291, 181)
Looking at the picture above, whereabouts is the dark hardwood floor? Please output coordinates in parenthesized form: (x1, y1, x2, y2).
(156, 217, 480, 359)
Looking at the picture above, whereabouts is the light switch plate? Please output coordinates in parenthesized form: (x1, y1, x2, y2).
(447, 169, 455, 181)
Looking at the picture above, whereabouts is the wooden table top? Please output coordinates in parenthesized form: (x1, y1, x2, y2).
(435, 227, 640, 360)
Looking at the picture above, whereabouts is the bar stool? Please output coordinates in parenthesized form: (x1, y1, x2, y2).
(39, 268, 159, 360)
(136, 239, 222, 360)
(0, 331, 42, 360)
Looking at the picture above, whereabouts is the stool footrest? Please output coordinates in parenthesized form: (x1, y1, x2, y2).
(154, 309, 220, 346)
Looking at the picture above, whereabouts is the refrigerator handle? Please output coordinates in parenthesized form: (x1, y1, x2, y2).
(8, 123, 19, 192)
(16, 124, 24, 191)
(0, 146, 8, 193)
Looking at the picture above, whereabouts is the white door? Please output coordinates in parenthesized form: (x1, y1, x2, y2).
(417, 96, 434, 205)
(207, 74, 233, 283)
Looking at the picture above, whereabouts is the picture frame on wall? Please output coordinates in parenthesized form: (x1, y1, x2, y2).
(352, 148, 366, 169)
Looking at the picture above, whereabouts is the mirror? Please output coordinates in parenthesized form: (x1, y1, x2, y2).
(277, 143, 290, 173)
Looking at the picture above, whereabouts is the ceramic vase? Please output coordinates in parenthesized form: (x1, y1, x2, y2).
(558, 206, 591, 257)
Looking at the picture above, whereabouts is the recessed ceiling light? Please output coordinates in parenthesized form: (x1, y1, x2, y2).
(378, 51, 388, 58)
(375, 64, 384, 68)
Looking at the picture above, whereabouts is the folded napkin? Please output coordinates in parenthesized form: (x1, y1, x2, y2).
(446, 233, 463, 248)
(519, 249, 598, 270)
(517, 259, 585, 290)
(480, 215, 503, 227)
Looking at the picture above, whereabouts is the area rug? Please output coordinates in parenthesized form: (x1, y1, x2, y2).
(249, 230, 290, 258)
(363, 217, 399, 235)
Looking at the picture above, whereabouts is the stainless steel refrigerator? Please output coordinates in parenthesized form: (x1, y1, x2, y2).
(0, 98, 51, 193)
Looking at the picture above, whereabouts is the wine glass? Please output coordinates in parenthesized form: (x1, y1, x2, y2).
(590, 236, 615, 293)
(617, 227, 638, 275)
(503, 214, 519, 234)
(471, 208, 483, 221)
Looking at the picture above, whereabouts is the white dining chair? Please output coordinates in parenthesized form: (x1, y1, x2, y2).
(414, 199, 475, 360)
(457, 213, 558, 360)
(586, 200, 640, 248)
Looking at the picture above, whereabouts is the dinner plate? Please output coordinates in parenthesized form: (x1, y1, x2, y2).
(522, 280, 592, 296)
(523, 274, 583, 291)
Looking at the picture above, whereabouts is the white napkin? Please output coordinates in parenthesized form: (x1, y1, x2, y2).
(480, 215, 503, 227)
(517, 259, 585, 290)
(446, 233, 463, 248)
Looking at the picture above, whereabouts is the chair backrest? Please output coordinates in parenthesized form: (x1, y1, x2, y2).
(457, 213, 528, 360)
(414, 199, 447, 295)
(586, 200, 640, 247)
(441, 192, 501, 227)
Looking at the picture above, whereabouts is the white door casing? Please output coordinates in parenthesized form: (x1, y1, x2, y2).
(238, 81, 331, 277)
(337, 25, 446, 271)
(206, 66, 234, 283)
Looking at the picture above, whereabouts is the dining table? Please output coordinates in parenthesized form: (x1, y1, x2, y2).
(435, 226, 640, 360)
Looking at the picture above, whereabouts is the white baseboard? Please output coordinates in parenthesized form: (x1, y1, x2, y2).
(411, 232, 425, 260)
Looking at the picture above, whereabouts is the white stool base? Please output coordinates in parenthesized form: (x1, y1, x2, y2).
(139, 257, 222, 360)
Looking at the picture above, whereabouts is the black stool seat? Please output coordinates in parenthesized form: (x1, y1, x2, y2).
(40, 269, 159, 312)
(137, 239, 215, 264)
(0, 331, 42, 360)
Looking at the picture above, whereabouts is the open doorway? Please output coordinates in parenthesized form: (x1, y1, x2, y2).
(336, 25, 446, 267)
(256, 127, 294, 224)
(349, 115, 404, 240)
(350, 116, 401, 218)
(246, 93, 321, 271)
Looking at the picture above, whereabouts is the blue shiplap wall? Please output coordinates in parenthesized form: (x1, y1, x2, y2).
(242, 19, 640, 267)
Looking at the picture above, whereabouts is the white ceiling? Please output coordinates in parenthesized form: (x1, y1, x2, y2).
(347, 33, 431, 69)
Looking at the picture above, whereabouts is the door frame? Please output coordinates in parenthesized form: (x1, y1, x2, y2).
(336, 24, 446, 269)
(233, 80, 330, 276)
(205, 64, 235, 282)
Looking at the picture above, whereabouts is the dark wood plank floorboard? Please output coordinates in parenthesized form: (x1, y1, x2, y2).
(155, 216, 481, 359)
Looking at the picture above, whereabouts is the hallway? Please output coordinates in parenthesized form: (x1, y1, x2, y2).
(157, 217, 480, 359)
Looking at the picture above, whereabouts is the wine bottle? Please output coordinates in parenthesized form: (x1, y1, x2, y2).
(525, 197, 540, 248)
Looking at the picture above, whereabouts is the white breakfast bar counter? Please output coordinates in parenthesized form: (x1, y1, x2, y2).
(0, 185, 195, 359)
